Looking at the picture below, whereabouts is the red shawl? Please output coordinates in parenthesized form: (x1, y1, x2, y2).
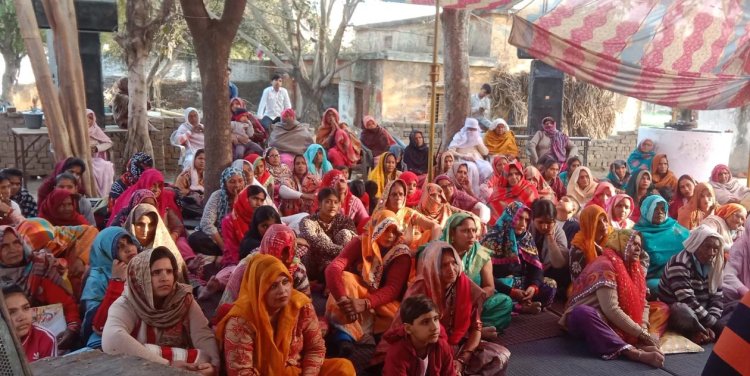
(321, 169, 355, 216)
(333, 129, 360, 166)
(316, 108, 340, 148)
(489, 161, 539, 222)
(569, 246, 646, 344)
(229, 186, 254, 246)
(37, 158, 87, 204)
(360, 115, 396, 158)
(487, 155, 509, 190)
(585, 182, 616, 210)
(246, 154, 272, 185)
(399, 171, 422, 208)
(108, 169, 180, 225)
(38, 189, 88, 226)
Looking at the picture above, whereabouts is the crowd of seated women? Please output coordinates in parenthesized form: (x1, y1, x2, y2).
(3, 109, 750, 376)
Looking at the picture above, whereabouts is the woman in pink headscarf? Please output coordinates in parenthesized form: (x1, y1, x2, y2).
(327, 127, 361, 168)
(87, 109, 115, 197)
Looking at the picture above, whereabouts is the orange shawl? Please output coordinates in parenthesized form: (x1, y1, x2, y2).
(677, 182, 716, 230)
(215, 254, 310, 375)
(651, 154, 678, 191)
(484, 128, 518, 157)
(570, 205, 611, 264)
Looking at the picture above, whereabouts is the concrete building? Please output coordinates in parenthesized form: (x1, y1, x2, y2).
(333, 11, 527, 131)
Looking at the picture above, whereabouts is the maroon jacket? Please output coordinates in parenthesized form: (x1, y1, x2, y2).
(382, 324, 456, 376)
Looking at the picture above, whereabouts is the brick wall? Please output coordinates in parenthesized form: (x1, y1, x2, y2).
(0, 112, 185, 178)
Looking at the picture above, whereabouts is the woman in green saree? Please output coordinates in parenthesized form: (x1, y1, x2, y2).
(440, 212, 513, 331)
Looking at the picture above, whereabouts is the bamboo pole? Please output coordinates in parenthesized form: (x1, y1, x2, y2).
(13, 0, 72, 160)
(426, 0, 440, 182)
(41, 0, 97, 196)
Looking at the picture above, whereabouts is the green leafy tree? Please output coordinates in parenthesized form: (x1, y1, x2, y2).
(0, 0, 26, 102)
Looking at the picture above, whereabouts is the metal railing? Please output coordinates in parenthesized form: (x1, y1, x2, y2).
(514, 135, 592, 165)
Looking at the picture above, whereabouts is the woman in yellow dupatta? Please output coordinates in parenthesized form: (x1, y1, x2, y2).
(484, 118, 518, 158)
(368, 151, 401, 199)
(324, 210, 412, 352)
(568, 205, 611, 283)
(217, 254, 354, 375)
(375, 179, 442, 250)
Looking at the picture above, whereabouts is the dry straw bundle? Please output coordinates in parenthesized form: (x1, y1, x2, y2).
(489, 69, 620, 139)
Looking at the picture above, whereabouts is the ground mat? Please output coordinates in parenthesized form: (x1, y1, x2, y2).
(660, 344, 713, 376)
(501, 310, 565, 346)
(506, 336, 672, 376)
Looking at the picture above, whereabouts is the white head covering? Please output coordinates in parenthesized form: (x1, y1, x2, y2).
(449, 118, 485, 149)
(448, 160, 481, 197)
(183, 107, 201, 126)
(683, 224, 725, 294)
(488, 118, 508, 131)
(566, 166, 597, 206)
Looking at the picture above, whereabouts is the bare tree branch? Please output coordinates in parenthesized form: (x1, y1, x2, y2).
(146, 0, 175, 31)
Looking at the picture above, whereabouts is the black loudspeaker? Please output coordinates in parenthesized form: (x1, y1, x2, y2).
(527, 60, 564, 135)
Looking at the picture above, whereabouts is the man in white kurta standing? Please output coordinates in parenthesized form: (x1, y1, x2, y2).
(470, 83, 493, 130)
(257, 74, 292, 132)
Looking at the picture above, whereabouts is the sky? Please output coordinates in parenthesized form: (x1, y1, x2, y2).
(350, 0, 437, 25)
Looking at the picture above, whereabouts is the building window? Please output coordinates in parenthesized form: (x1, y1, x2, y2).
(384, 36, 393, 49)
(433, 93, 444, 124)
(427, 35, 434, 46)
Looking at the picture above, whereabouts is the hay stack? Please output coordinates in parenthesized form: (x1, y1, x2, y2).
(489, 69, 620, 139)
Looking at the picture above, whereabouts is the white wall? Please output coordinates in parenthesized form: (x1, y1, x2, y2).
(698, 108, 748, 174)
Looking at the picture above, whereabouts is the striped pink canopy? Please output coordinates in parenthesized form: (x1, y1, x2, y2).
(509, 0, 750, 109)
(384, 0, 525, 10)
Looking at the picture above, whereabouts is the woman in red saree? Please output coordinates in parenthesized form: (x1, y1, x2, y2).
(399, 171, 422, 208)
(317, 108, 363, 157)
(107, 169, 182, 228)
(221, 186, 255, 268)
(561, 229, 664, 368)
(327, 128, 361, 168)
(373, 241, 510, 374)
(585, 182, 616, 210)
(488, 160, 539, 224)
(38, 188, 89, 226)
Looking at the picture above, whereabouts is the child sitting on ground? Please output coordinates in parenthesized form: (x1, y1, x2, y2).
(3, 283, 57, 362)
(383, 295, 455, 376)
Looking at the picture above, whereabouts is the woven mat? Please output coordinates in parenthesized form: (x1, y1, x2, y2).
(501, 310, 565, 346)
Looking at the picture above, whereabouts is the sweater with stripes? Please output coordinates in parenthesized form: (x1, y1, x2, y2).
(657, 250, 723, 328)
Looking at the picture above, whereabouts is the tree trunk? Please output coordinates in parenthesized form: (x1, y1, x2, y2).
(297, 82, 323, 126)
(196, 50, 232, 194)
(13, 0, 72, 160)
(181, 0, 246, 195)
(124, 49, 154, 158)
(41, 0, 96, 195)
(120, 1, 158, 159)
(441, 9, 470, 150)
(1, 52, 21, 102)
